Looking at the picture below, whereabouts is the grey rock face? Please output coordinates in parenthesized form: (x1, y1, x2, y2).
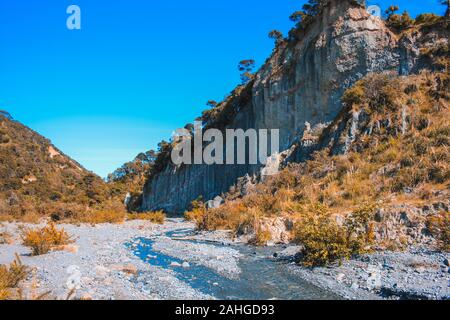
(398, 22, 449, 75)
(206, 196, 224, 210)
(141, 1, 447, 214)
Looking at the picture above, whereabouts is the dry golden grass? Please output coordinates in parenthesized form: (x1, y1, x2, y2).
(22, 222, 74, 256)
(251, 227, 272, 246)
(294, 203, 375, 267)
(195, 70, 449, 265)
(70, 201, 127, 224)
(127, 211, 166, 224)
(0, 231, 13, 244)
(0, 254, 29, 300)
(75, 209, 126, 224)
(184, 198, 207, 223)
(0, 110, 116, 221)
(426, 211, 450, 252)
(184, 208, 205, 223)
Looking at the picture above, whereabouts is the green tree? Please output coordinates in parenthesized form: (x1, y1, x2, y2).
(288, 0, 323, 31)
(238, 59, 256, 84)
(289, 11, 304, 23)
(385, 5, 399, 18)
(206, 100, 218, 108)
(385, 8, 414, 32)
(268, 30, 283, 46)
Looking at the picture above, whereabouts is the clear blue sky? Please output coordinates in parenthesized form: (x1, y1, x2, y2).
(0, 0, 445, 177)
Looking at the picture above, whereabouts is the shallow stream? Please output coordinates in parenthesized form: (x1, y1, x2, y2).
(128, 228, 340, 300)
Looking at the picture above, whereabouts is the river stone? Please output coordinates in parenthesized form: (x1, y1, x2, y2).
(170, 261, 182, 267)
(444, 259, 449, 267)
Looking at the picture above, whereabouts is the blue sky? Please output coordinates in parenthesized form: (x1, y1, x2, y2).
(0, 0, 445, 177)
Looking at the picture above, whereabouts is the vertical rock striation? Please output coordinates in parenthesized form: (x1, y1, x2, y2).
(142, 0, 448, 214)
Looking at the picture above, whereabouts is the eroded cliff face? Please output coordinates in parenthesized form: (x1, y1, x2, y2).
(141, 0, 444, 214)
(252, 2, 398, 151)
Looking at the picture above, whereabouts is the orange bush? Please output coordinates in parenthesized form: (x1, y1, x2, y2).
(127, 211, 166, 224)
(22, 222, 73, 256)
(0, 254, 29, 300)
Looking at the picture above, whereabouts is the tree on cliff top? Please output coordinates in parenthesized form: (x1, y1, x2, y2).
(268, 30, 284, 46)
(385, 5, 399, 17)
(206, 100, 218, 108)
(288, 0, 325, 36)
(238, 59, 256, 84)
(384, 6, 414, 32)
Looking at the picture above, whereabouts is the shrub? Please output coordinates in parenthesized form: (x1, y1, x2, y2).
(426, 212, 450, 251)
(251, 227, 272, 246)
(344, 203, 376, 254)
(0, 254, 29, 300)
(72, 201, 127, 224)
(268, 30, 284, 46)
(294, 204, 375, 267)
(342, 85, 365, 106)
(197, 201, 253, 234)
(184, 198, 206, 223)
(184, 208, 205, 224)
(386, 11, 415, 32)
(192, 71, 449, 257)
(294, 205, 351, 267)
(47, 202, 85, 222)
(22, 222, 73, 256)
(238, 59, 256, 84)
(127, 211, 166, 224)
(76, 209, 126, 224)
(415, 13, 442, 25)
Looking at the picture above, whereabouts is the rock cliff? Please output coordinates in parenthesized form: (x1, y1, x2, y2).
(142, 0, 448, 213)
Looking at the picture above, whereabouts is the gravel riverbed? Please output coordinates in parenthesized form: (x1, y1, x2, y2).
(0, 219, 448, 300)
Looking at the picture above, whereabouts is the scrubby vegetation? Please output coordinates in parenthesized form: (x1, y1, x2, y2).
(0, 114, 127, 223)
(385, 5, 447, 34)
(186, 68, 449, 265)
(385, 6, 415, 32)
(74, 209, 126, 225)
(426, 211, 450, 251)
(294, 204, 375, 266)
(0, 254, 29, 300)
(107, 150, 156, 211)
(268, 30, 284, 47)
(0, 1, 447, 270)
(238, 59, 256, 84)
(135, 0, 449, 188)
(22, 222, 73, 256)
(127, 211, 166, 224)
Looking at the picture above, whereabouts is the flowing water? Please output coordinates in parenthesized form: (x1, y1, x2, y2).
(128, 228, 340, 300)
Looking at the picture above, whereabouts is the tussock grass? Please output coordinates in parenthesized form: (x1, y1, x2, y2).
(0, 254, 29, 300)
(193, 70, 449, 266)
(127, 211, 166, 224)
(67, 201, 127, 224)
(426, 211, 450, 252)
(22, 222, 73, 256)
(74, 209, 126, 224)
